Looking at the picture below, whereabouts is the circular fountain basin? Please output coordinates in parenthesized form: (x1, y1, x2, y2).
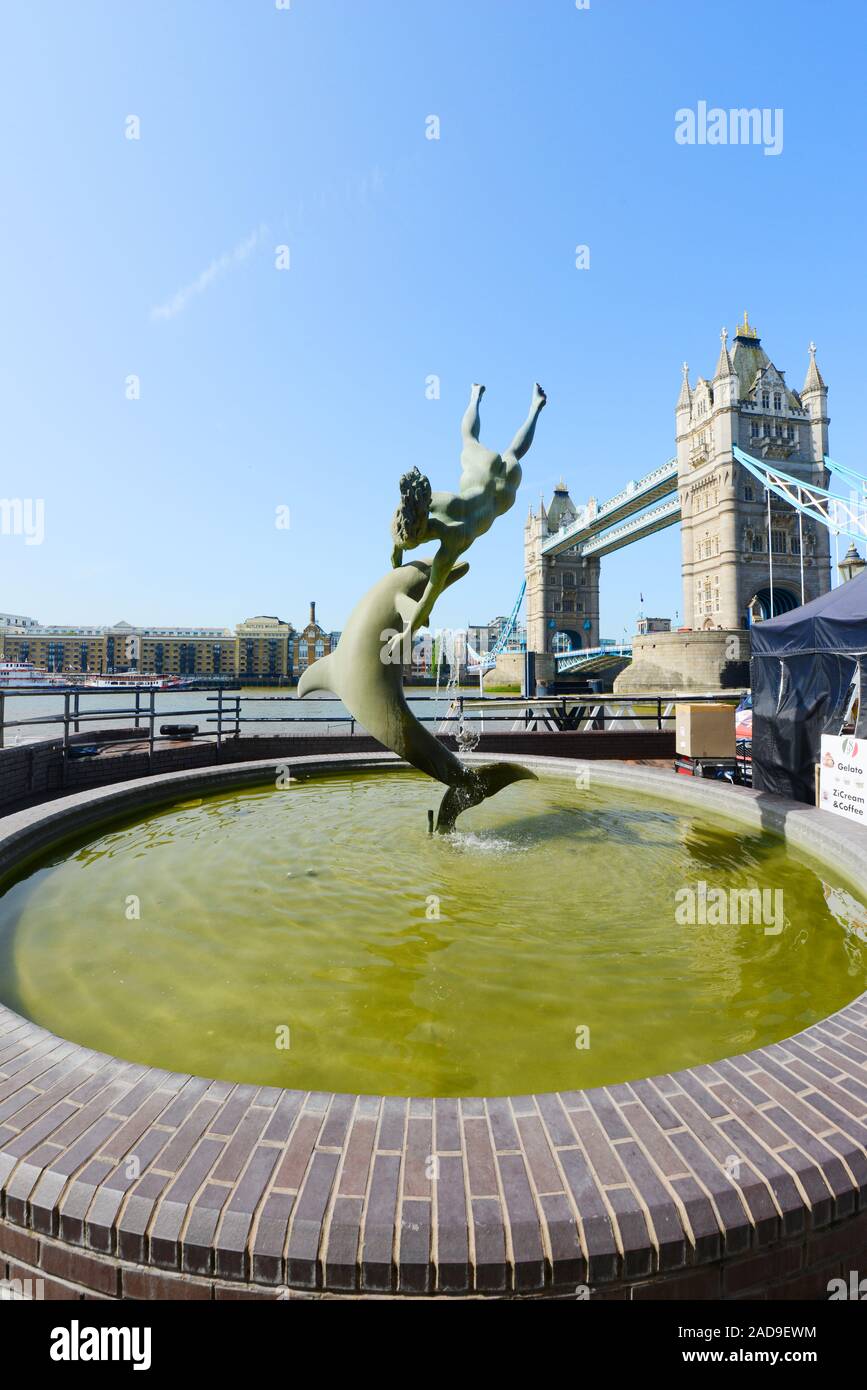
(2, 753, 867, 1301)
(1, 764, 865, 1098)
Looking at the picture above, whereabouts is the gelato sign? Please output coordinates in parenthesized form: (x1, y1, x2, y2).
(820, 735, 867, 822)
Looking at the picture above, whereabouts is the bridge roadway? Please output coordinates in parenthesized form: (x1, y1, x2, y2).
(553, 642, 632, 674)
(541, 457, 680, 559)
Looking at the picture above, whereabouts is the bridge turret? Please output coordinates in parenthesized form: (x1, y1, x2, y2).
(801, 341, 829, 464)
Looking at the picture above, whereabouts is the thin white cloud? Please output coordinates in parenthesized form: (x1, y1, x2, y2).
(150, 223, 268, 321)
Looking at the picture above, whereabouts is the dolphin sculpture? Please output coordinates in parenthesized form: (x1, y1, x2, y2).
(297, 558, 536, 831)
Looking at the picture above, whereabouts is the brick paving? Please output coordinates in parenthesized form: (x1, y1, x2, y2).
(3, 999, 867, 1298)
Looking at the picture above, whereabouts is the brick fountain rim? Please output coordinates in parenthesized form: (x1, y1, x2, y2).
(1, 753, 867, 1299)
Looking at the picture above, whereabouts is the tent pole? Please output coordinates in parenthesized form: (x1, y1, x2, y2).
(798, 506, 805, 605)
(767, 487, 774, 617)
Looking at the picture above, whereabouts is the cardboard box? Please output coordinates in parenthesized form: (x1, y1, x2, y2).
(675, 703, 736, 759)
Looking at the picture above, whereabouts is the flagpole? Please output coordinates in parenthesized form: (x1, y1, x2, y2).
(767, 487, 774, 617)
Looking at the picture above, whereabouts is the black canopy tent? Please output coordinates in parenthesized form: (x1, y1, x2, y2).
(750, 567, 867, 802)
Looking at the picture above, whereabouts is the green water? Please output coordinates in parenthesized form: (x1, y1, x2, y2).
(1, 769, 866, 1097)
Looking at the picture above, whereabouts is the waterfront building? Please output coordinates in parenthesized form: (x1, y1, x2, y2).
(467, 623, 491, 657)
(139, 625, 238, 678)
(234, 616, 295, 680)
(291, 603, 336, 676)
(0, 605, 337, 681)
(0, 613, 38, 630)
(410, 629, 434, 676)
(468, 617, 527, 657)
(0, 624, 111, 673)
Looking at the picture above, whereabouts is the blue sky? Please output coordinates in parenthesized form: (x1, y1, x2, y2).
(1, 0, 864, 637)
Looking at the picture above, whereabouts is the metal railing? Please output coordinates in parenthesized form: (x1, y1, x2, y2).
(0, 683, 747, 769)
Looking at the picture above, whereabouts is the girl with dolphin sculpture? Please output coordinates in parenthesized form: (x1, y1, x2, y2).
(297, 383, 546, 830)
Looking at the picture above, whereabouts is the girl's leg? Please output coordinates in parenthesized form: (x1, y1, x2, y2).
(408, 543, 460, 636)
(461, 383, 485, 444)
(504, 382, 547, 464)
(385, 542, 455, 664)
(460, 382, 500, 478)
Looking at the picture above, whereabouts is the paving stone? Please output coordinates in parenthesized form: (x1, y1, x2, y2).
(361, 1153, 400, 1293)
(286, 1149, 340, 1288)
(435, 1153, 470, 1294)
(398, 1198, 431, 1293)
(497, 1152, 545, 1292)
(322, 1195, 362, 1292)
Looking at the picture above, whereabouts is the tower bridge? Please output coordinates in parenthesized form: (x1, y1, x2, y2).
(524, 314, 835, 677)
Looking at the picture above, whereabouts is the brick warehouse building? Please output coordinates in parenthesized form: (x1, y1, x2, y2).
(0, 606, 339, 681)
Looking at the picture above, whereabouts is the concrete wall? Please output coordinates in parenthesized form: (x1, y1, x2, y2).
(613, 629, 751, 695)
(481, 653, 558, 691)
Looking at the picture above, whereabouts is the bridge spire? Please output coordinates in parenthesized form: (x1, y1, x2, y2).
(803, 339, 826, 393)
(714, 326, 734, 381)
(676, 360, 692, 411)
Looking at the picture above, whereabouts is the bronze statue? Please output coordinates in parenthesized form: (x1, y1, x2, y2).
(388, 383, 547, 656)
(298, 384, 546, 831)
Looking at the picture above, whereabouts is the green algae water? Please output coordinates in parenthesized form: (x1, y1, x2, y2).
(1, 769, 866, 1097)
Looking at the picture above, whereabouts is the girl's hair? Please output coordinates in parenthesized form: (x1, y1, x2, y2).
(391, 466, 432, 548)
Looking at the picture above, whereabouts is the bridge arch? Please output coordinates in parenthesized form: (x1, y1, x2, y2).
(747, 587, 800, 623)
(551, 629, 582, 653)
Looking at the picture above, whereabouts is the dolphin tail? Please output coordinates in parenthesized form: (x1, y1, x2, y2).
(434, 763, 537, 833)
(297, 654, 338, 699)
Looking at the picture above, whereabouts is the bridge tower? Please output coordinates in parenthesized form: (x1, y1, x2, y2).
(524, 481, 601, 654)
(677, 314, 832, 629)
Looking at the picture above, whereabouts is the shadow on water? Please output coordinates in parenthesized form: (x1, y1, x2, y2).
(460, 800, 683, 852)
(678, 821, 782, 876)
